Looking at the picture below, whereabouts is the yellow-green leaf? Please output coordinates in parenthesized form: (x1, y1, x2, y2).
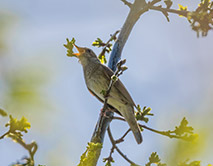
(0, 108, 7, 117)
(64, 37, 76, 57)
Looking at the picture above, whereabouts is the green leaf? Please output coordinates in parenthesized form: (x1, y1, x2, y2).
(103, 157, 114, 166)
(98, 54, 107, 64)
(178, 4, 188, 17)
(92, 38, 105, 47)
(174, 117, 193, 136)
(149, 152, 160, 163)
(146, 152, 167, 166)
(136, 106, 153, 123)
(178, 4, 188, 11)
(63, 37, 76, 57)
(5, 115, 31, 133)
(120, 66, 128, 72)
(0, 108, 7, 117)
(136, 104, 141, 112)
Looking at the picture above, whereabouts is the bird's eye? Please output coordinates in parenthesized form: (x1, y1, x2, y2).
(87, 49, 91, 53)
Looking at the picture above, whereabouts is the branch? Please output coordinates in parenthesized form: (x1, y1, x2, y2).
(93, 30, 120, 64)
(108, 0, 147, 71)
(113, 116, 197, 141)
(107, 126, 138, 166)
(149, 5, 188, 17)
(0, 115, 38, 165)
(115, 128, 131, 144)
(99, 30, 120, 59)
(0, 131, 37, 166)
(89, 2, 149, 165)
(0, 131, 10, 139)
(121, 0, 132, 8)
(139, 124, 186, 139)
(8, 133, 38, 161)
(91, 0, 149, 146)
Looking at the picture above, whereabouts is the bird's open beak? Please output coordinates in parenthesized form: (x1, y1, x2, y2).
(72, 44, 85, 56)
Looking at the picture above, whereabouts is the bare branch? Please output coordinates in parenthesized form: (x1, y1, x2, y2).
(0, 131, 10, 139)
(149, 5, 188, 17)
(115, 128, 131, 144)
(121, 0, 132, 8)
(8, 133, 38, 162)
(107, 126, 138, 165)
(136, 0, 161, 16)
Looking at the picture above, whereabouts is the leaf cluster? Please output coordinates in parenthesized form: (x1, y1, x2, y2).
(135, 105, 154, 123)
(92, 30, 119, 64)
(92, 38, 112, 64)
(146, 152, 166, 166)
(172, 117, 198, 141)
(145, 0, 212, 37)
(6, 115, 31, 136)
(0, 109, 40, 166)
(0, 108, 8, 117)
(187, 0, 213, 37)
(158, 117, 198, 141)
(63, 37, 76, 57)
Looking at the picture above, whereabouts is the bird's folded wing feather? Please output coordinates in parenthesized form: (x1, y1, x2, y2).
(101, 64, 136, 108)
(88, 87, 122, 115)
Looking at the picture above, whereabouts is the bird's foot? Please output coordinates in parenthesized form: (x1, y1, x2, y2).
(100, 108, 113, 119)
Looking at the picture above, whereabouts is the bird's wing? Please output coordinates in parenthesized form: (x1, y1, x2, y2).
(88, 87, 122, 115)
(101, 64, 136, 107)
(88, 87, 104, 103)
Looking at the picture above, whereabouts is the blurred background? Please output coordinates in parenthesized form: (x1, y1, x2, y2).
(0, 0, 212, 165)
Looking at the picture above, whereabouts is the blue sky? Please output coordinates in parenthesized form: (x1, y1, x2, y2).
(0, 0, 213, 165)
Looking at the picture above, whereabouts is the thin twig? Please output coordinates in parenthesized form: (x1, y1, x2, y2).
(0, 131, 10, 139)
(137, 0, 188, 19)
(99, 30, 120, 59)
(149, 5, 188, 17)
(139, 124, 186, 140)
(113, 116, 191, 140)
(8, 133, 38, 162)
(121, 0, 132, 8)
(107, 126, 138, 165)
(0, 131, 37, 165)
(115, 128, 131, 144)
(113, 116, 126, 121)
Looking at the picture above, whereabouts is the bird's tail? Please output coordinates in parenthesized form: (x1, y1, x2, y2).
(121, 106, 142, 144)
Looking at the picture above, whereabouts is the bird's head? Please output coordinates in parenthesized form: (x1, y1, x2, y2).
(72, 44, 99, 66)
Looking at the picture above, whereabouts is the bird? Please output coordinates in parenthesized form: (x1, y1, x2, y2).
(70, 44, 142, 144)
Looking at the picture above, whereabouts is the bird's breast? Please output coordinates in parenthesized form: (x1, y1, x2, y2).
(85, 68, 109, 101)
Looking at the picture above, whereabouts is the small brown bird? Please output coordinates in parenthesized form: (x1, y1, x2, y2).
(71, 44, 142, 144)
